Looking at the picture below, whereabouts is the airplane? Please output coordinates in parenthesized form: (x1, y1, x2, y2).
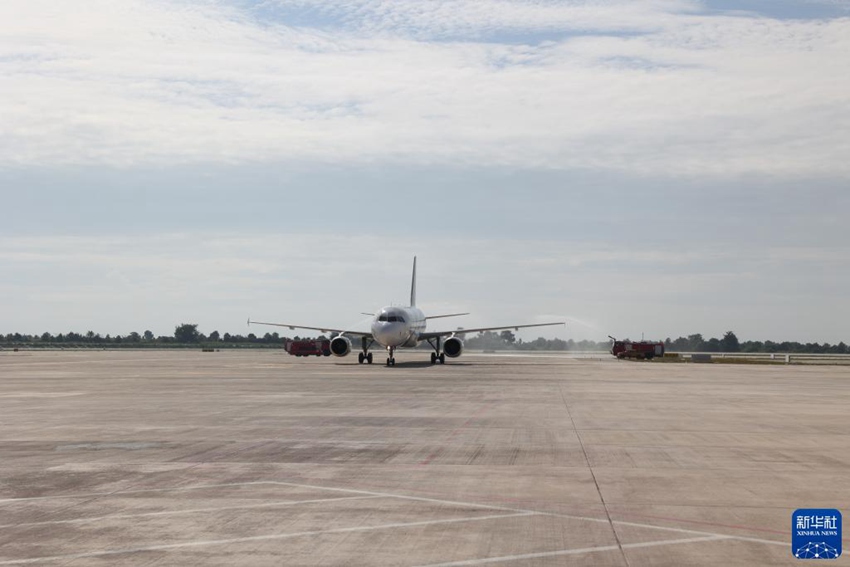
(249, 257, 565, 366)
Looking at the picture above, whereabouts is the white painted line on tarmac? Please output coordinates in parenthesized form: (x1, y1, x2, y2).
(267, 480, 787, 548)
(0, 512, 536, 565)
(412, 535, 731, 567)
(0, 478, 788, 550)
(0, 393, 84, 398)
(612, 520, 787, 547)
(415, 545, 621, 566)
(0, 495, 384, 529)
(0, 481, 277, 505)
(264, 481, 551, 515)
(720, 534, 786, 547)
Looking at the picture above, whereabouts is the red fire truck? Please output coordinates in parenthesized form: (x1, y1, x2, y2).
(609, 336, 664, 360)
(284, 339, 331, 357)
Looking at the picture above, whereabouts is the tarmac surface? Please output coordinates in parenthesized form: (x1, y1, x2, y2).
(0, 350, 848, 566)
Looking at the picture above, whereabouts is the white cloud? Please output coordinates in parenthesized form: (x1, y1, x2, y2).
(269, 0, 701, 36)
(0, 0, 848, 175)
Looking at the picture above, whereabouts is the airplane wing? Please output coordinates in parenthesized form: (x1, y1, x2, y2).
(248, 319, 373, 338)
(425, 312, 470, 320)
(418, 321, 564, 341)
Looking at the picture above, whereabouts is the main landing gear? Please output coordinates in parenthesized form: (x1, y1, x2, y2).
(358, 337, 374, 364)
(430, 352, 445, 365)
(427, 337, 446, 364)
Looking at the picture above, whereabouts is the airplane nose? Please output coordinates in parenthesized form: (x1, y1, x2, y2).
(373, 322, 405, 345)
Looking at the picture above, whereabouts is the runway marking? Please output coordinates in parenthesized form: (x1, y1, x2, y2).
(261, 480, 788, 548)
(0, 479, 787, 547)
(0, 477, 788, 564)
(612, 520, 786, 547)
(412, 535, 732, 567)
(0, 481, 278, 505)
(0, 393, 83, 398)
(611, 510, 788, 535)
(264, 480, 532, 514)
(0, 512, 536, 565)
(0, 495, 383, 529)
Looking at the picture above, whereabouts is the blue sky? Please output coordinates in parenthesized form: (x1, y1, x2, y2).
(1, 0, 848, 343)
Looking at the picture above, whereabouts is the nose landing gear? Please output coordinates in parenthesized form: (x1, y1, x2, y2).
(386, 346, 396, 366)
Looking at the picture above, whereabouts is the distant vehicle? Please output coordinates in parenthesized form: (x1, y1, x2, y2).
(285, 339, 331, 357)
(609, 336, 664, 360)
(251, 257, 564, 367)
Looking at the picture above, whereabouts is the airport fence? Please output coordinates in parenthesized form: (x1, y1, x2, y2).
(670, 352, 850, 365)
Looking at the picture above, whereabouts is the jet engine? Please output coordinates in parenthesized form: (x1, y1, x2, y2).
(329, 335, 352, 357)
(443, 336, 464, 358)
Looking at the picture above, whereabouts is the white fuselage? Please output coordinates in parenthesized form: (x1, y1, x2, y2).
(370, 306, 426, 348)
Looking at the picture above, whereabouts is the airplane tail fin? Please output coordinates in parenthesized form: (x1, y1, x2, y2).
(410, 256, 417, 307)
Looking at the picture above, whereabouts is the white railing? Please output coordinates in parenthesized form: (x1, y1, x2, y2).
(671, 352, 850, 364)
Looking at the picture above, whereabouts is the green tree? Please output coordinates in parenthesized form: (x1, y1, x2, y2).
(467, 331, 508, 350)
(720, 331, 740, 352)
(500, 330, 516, 345)
(686, 334, 704, 351)
(208, 330, 220, 341)
(174, 323, 200, 343)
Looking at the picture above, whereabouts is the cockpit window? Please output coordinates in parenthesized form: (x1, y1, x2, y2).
(378, 313, 405, 323)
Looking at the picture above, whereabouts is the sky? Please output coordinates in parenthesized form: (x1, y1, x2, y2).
(1, 0, 848, 343)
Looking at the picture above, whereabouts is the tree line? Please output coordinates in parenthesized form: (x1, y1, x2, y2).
(662, 332, 848, 354)
(0, 324, 285, 348)
(462, 330, 606, 351)
(1, 325, 847, 354)
(464, 330, 848, 354)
